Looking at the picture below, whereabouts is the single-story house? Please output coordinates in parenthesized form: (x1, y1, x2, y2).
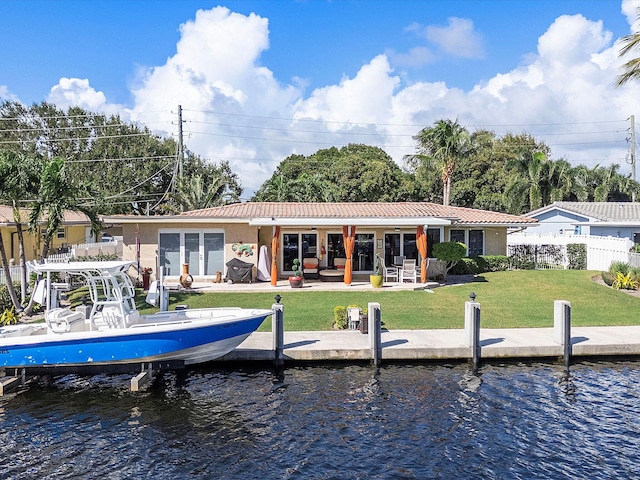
(0, 206, 97, 263)
(101, 202, 536, 284)
(526, 202, 640, 242)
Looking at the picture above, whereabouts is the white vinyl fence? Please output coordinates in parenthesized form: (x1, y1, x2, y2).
(508, 233, 635, 271)
(0, 265, 23, 286)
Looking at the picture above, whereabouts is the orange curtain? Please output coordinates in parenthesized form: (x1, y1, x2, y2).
(342, 225, 356, 285)
(270, 226, 281, 286)
(417, 225, 428, 283)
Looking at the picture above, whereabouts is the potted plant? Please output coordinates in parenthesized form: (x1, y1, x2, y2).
(289, 258, 304, 288)
(141, 267, 153, 291)
(370, 254, 384, 288)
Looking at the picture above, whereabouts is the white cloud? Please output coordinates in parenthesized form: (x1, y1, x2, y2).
(425, 17, 485, 59)
(46, 78, 125, 116)
(622, 0, 640, 30)
(0, 85, 18, 102)
(386, 46, 436, 68)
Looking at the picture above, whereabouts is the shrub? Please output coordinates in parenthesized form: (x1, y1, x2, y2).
(0, 282, 20, 313)
(0, 307, 17, 326)
(508, 245, 536, 270)
(450, 256, 509, 275)
(609, 262, 630, 276)
(333, 305, 347, 329)
(612, 272, 639, 290)
(567, 244, 587, 270)
(432, 242, 467, 277)
(481, 255, 510, 272)
(601, 271, 615, 286)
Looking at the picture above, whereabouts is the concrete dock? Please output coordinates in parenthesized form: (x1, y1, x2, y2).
(219, 326, 640, 363)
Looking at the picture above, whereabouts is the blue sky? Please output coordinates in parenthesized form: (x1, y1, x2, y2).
(2, 0, 640, 196)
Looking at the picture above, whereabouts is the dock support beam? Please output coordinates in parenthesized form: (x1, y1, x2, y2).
(131, 363, 153, 392)
(0, 368, 29, 396)
(272, 295, 284, 367)
(465, 293, 481, 371)
(554, 300, 572, 368)
(368, 302, 382, 367)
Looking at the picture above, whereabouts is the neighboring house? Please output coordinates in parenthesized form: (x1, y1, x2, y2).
(0, 205, 95, 263)
(526, 202, 640, 243)
(101, 202, 536, 282)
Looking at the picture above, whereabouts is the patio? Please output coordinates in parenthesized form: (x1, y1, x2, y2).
(168, 274, 441, 293)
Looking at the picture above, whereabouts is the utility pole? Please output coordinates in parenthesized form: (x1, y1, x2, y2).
(632, 115, 636, 202)
(178, 104, 184, 181)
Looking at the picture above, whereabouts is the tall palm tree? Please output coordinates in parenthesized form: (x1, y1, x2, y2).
(617, 7, 640, 86)
(0, 151, 40, 305)
(405, 119, 471, 206)
(28, 157, 102, 260)
(24, 157, 102, 315)
(504, 151, 556, 213)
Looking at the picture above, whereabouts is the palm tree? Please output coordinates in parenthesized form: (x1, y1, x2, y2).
(29, 157, 102, 259)
(0, 151, 40, 306)
(24, 157, 102, 315)
(169, 174, 226, 212)
(617, 7, 640, 86)
(405, 119, 471, 206)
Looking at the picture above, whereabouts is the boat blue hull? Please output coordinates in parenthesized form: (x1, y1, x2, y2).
(0, 314, 269, 369)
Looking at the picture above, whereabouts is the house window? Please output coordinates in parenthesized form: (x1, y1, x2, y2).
(384, 232, 417, 266)
(354, 233, 374, 271)
(283, 232, 317, 272)
(468, 230, 484, 257)
(403, 233, 417, 262)
(159, 230, 225, 277)
(57, 228, 66, 239)
(327, 233, 345, 268)
(450, 229, 465, 244)
(427, 228, 441, 258)
(159, 232, 181, 276)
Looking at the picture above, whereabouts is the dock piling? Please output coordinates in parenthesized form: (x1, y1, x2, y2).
(465, 293, 481, 371)
(368, 302, 382, 367)
(0, 368, 29, 396)
(131, 363, 153, 391)
(272, 295, 284, 366)
(554, 300, 572, 368)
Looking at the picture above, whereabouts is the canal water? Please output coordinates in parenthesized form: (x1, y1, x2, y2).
(2, 360, 640, 479)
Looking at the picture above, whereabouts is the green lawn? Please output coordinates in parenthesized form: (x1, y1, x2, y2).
(136, 270, 639, 331)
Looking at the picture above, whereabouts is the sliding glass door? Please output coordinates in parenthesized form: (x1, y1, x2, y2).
(159, 230, 225, 277)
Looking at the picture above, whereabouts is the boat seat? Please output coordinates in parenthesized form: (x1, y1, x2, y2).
(46, 308, 86, 334)
(0, 324, 44, 338)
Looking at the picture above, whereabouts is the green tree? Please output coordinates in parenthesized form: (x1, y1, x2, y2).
(405, 119, 471, 206)
(253, 144, 411, 202)
(24, 157, 103, 314)
(0, 101, 244, 215)
(0, 151, 40, 305)
(28, 157, 103, 259)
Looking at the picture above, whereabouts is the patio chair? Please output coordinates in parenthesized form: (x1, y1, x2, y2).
(380, 256, 399, 283)
(401, 258, 417, 283)
(334, 258, 347, 270)
(393, 255, 405, 267)
(303, 257, 320, 279)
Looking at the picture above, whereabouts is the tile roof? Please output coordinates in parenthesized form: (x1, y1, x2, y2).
(530, 202, 640, 222)
(0, 205, 90, 225)
(182, 202, 537, 226)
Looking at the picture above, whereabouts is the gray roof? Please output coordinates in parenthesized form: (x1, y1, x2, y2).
(528, 202, 640, 222)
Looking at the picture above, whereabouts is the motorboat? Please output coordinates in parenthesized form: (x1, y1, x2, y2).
(0, 261, 273, 372)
